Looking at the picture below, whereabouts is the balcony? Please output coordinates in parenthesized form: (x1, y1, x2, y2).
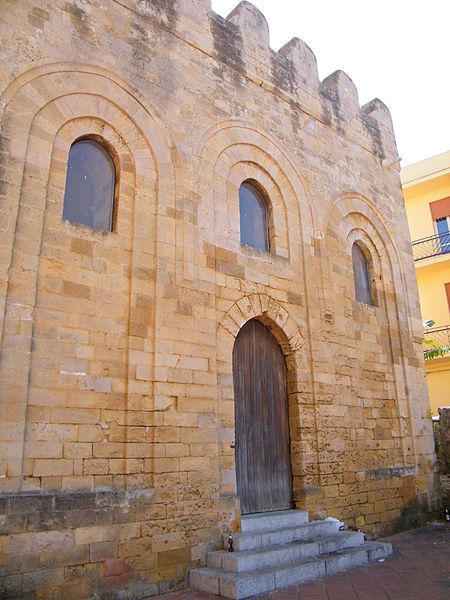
(423, 325, 450, 360)
(412, 232, 450, 261)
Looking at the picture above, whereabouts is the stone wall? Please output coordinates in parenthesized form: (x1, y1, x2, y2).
(0, 0, 439, 596)
(437, 408, 450, 519)
(0, 490, 162, 598)
(438, 408, 450, 474)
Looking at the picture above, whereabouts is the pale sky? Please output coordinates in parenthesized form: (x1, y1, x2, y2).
(211, 0, 449, 167)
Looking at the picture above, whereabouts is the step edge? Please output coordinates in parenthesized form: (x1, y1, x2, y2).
(232, 518, 339, 539)
(241, 509, 308, 520)
(241, 511, 310, 533)
(207, 540, 322, 571)
(213, 531, 364, 559)
(223, 528, 364, 554)
(227, 519, 340, 547)
(198, 541, 393, 579)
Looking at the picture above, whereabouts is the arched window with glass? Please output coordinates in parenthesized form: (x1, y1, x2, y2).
(63, 139, 116, 232)
(239, 181, 270, 252)
(352, 242, 374, 305)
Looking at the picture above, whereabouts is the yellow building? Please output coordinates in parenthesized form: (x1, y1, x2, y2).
(402, 151, 450, 415)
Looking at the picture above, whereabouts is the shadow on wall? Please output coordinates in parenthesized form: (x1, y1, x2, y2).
(437, 408, 450, 520)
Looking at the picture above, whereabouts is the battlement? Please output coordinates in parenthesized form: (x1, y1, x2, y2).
(129, 0, 398, 162)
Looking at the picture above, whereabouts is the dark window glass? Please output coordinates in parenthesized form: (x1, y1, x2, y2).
(352, 243, 373, 305)
(436, 217, 450, 254)
(239, 182, 269, 251)
(63, 140, 115, 231)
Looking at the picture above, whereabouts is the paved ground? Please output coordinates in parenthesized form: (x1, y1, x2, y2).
(151, 522, 450, 600)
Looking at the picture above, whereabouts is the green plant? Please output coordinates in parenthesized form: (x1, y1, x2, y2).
(424, 343, 450, 360)
(423, 320, 450, 360)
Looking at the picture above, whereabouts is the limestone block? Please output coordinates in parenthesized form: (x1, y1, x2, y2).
(178, 0, 211, 19)
(322, 70, 360, 119)
(227, 1, 270, 52)
(438, 407, 450, 474)
(361, 98, 398, 160)
(361, 98, 395, 132)
(278, 37, 319, 94)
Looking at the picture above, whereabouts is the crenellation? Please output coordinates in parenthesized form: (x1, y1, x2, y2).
(227, 1, 270, 53)
(322, 70, 360, 120)
(360, 98, 397, 161)
(278, 37, 320, 94)
(362, 98, 395, 133)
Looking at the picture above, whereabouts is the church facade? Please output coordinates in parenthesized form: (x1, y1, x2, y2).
(0, 1, 438, 597)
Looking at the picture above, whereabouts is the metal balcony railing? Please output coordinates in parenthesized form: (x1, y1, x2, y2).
(412, 232, 450, 261)
(423, 325, 450, 359)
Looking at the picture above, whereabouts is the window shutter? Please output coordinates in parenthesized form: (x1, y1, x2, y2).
(429, 197, 450, 221)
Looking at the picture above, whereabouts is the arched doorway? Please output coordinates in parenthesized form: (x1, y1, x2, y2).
(232, 319, 293, 514)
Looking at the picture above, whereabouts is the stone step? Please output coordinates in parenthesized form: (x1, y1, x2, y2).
(190, 541, 392, 599)
(224, 518, 343, 552)
(240, 509, 308, 534)
(210, 531, 364, 572)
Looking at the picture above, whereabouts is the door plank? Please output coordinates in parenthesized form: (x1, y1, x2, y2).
(233, 319, 293, 514)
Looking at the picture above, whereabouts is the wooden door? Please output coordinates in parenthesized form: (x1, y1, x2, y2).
(233, 319, 293, 514)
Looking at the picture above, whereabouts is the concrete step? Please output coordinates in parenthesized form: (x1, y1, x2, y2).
(190, 541, 392, 599)
(210, 531, 364, 572)
(240, 509, 308, 534)
(224, 518, 343, 552)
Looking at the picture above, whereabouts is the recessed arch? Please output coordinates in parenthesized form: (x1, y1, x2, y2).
(0, 63, 182, 492)
(0, 62, 183, 347)
(194, 119, 317, 268)
(324, 193, 421, 466)
(325, 191, 421, 338)
(216, 293, 316, 508)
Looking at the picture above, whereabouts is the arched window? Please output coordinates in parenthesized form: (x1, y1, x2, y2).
(239, 182, 270, 252)
(352, 243, 373, 305)
(63, 139, 115, 231)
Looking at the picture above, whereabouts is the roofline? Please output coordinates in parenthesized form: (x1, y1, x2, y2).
(401, 150, 450, 187)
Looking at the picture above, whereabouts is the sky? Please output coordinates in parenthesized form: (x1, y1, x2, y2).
(211, 0, 449, 167)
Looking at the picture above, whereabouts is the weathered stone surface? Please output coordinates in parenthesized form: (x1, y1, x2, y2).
(0, 0, 438, 597)
(192, 510, 391, 598)
(438, 407, 450, 474)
